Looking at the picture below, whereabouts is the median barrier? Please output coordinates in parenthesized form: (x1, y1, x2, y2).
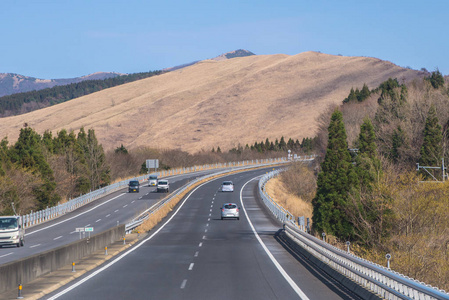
(0, 224, 125, 294)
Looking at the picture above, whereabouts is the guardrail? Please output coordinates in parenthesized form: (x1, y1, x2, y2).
(258, 168, 449, 300)
(125, 158, 291, 233)
(22, 158, 287, 228)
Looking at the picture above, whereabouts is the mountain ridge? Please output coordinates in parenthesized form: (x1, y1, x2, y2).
(0, 51, 426, 153)
(0, 72, 123, 97)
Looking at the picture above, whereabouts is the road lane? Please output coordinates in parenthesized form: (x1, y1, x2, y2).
(0, 171, 217, 265)
(44, 168, 360, 300)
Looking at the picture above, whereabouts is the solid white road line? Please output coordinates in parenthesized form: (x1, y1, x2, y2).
(240, 177, 310, 300)
(46, 177, 220, 300)
(24, 193, 126, 236)
(188, 263, 194, 270)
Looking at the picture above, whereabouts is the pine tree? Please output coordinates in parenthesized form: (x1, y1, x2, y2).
(428, 69, 445, 89)
(359, 84, 370, 101)
(356, 117, 382, 191)
(419, 105, 443, 178)
(391, 126, 406, 164)
(279, 136, 287, 151)
(312, 109, 357, 239)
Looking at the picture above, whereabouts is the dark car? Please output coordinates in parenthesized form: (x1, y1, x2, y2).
(128, 180, 140, 193)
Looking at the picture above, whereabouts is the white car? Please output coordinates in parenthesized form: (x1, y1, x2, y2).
(148, 174, 158, 186)
(157, 180, 169, 193)
(221, 181, 234, 192)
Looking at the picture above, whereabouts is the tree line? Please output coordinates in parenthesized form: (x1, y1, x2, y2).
(309, 71, 449, 289)
(213, 136, 318, 155)
(0, 71, 163, 117)
(0, 126, 109, 215)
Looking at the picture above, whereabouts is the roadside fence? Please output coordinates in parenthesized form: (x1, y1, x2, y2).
(259, 168, 449, 300)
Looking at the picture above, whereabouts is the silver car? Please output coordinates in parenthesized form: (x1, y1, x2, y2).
(221, 203, 240, 220)
(157, 180, 169, 193)
(221, 181, 234, 192)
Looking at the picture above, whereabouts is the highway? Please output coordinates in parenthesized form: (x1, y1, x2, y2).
(43, 168, 361, 300)
(0, 171, 217, 265)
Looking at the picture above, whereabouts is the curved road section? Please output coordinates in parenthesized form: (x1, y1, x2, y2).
(43, 168, 361, 300)
(0, 171, 215, 265)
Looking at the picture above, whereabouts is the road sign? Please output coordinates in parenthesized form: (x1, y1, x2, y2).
(75, 228, 85, 232)
(146, 159, 159, 169)
(85, 227, 94, 232)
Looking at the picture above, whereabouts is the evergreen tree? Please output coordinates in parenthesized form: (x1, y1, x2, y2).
(217, 146, 221, 153)
(115, 144, 128, 154)
(419, 105, 443, 178)
(356, 117, 382, 191)
(312, 109, 357, 239)
(279, 136, 287, 151)
(428, 69, 445, 89)
(359, 84, 370, 101)
(85, 129, 110, 189)
(391, 126, 406, 164)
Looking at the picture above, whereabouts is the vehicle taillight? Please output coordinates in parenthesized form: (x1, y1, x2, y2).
(236, 208, 239, 212)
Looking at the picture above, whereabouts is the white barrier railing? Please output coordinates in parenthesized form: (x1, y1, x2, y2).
(259, 168, 449, 300)
(22, 158, 287, 228)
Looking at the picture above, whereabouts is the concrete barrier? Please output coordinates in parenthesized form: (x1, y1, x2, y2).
(0, 224, 125, 294)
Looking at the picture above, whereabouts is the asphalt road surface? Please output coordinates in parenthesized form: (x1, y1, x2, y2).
(0, 170, 219, 265)
(43, 168, 362, 300)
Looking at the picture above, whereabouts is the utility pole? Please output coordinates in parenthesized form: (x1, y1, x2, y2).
(416, 158, 447, 182)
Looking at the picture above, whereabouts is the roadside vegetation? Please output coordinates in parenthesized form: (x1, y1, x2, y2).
(0, 126, 304, 216)
(272, 70, 449, 290)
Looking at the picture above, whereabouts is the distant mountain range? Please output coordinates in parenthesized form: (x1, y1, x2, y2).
(0, 50, 255, 97)
(0, 72, 122, 97)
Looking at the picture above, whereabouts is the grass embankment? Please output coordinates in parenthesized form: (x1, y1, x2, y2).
(264, 177, 313, 221)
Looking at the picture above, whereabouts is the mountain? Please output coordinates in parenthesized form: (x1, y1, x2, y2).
(0, 72, 122, 97)
(163, 49, 255, 71)
(0, 51, 426, 153)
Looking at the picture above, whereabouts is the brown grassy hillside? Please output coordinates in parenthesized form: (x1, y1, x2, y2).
(0, 52, 425, 152)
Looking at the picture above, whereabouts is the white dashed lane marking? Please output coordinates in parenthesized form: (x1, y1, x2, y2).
(53, 236, 63, 240)
(188, 263, 194, 270)
(30, 244, 41, 248)
(180, 279, 187, 289)
(105, 214, 111, 218)
(114, 210, 119, 213)
(194, 251, 199, 257)
(0, 253, 13, 258)
(96, 219, 101, 223)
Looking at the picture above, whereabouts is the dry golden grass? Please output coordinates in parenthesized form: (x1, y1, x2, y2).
(264, 177, 313, 221)
(0, 52, 425, 153)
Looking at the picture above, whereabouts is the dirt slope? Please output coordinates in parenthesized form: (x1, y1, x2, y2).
(0, 52, 425, 152)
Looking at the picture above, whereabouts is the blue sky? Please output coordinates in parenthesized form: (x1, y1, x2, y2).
(1, 0, 447, 79)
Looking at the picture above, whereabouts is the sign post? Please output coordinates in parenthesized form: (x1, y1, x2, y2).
(146, 159, 159, 174)
(85, 227, 94, 238)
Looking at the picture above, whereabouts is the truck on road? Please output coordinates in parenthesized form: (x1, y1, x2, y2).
(0, 216, 25, 247)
